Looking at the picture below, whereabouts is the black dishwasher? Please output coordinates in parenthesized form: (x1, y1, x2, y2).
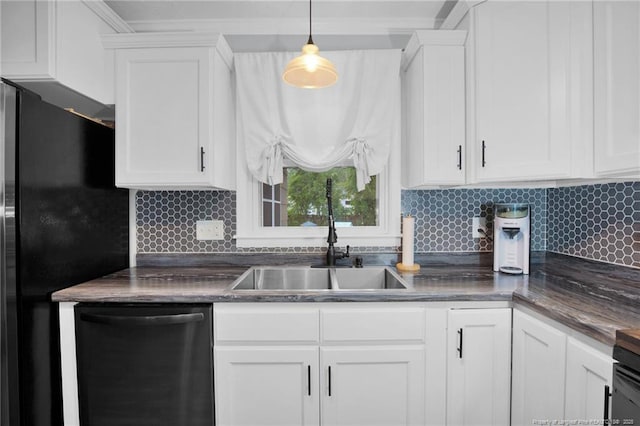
(613, 344, 640, 424)
(75, 304, 214, 426)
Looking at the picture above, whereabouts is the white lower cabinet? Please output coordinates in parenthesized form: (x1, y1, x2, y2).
(564, 337, 613, 423)
(214, 304, 615, 426)
(321, 347, 425, 426)
(216, 345, 424, 426)
(214, 303, 427, 426)
(512, 309, 614, 426)
(512, 309, 568, 425)
(446, 308, 511, 426)
(215, 347, 320, 426)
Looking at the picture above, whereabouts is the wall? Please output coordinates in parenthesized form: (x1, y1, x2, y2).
(135, 181, 639, 268)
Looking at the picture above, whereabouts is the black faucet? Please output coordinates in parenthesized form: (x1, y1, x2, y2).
(325, 178, 349, 266)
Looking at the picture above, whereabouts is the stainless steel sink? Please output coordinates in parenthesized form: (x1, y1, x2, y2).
(333, 267, 408, 290)
(229, 266, 410, 291)
(230, 267, 333, 290)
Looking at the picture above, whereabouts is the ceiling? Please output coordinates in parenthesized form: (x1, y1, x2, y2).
(104, 0, 458, 51)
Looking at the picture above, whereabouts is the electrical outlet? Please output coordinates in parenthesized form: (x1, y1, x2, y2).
(472, 217, 487, 239)
(196, 220, 224, 240)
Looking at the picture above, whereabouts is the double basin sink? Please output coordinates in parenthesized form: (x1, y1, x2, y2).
(229, 266, 410, 291)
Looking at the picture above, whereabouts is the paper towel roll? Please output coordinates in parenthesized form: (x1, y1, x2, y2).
(402, 215, 414, 266)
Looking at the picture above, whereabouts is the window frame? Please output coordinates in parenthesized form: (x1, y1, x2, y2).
(261, 182, 284, 227)
(235, 144, 401, 248)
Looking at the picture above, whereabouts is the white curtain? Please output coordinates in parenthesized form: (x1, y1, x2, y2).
(235, 49, 401, 191)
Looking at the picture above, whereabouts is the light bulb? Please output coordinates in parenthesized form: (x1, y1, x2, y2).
(303, 52, 319, 72)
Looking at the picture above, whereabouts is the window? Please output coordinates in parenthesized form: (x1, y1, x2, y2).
(262, 181, 286, 227)
(262, 167, 378, 228)
(234, 49, 401, 248)
(236, 151, 401, 248)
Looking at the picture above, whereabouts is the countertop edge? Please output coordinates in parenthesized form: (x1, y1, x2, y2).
(51, 254, 640, 349)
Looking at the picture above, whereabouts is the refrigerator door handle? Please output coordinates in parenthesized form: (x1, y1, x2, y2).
(79, 312, 205, 326)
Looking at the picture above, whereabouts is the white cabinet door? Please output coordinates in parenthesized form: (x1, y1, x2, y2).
(320, 346, 425, 426)
(1, 0, 116, 105)
(402, 31, 466, 187)
(472, 1, 572, 182)
(447, 308, 511, 426)
(215, 347, 320, 426)
(114, 39, 235, 190)
(512, 310, 567, 426)
(1, 0, 54, 80)
(594, 1, 640, 177)
(115, 47, 211, 188)
(564, 337, 614, 423)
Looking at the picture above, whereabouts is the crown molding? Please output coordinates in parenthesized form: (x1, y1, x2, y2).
(102, 32, 225, 49)
(402, 30, 468, 69)
(81, 0, 134, 33)
(125, 17, 440, 35)
(439, 0, 487, 30)
(101, 32, 233, 66)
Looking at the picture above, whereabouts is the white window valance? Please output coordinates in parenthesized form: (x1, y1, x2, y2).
(235, 49, 401, 191)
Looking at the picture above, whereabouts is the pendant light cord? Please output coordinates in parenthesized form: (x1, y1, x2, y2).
(307, 0, 314, 45)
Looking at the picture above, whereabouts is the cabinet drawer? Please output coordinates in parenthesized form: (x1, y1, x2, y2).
(321, 307, 425, 343)
(214, 305, 319, 344)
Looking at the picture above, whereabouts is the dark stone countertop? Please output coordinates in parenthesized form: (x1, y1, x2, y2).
(51, 253, 640, 347)
(513, 255, 640, 347)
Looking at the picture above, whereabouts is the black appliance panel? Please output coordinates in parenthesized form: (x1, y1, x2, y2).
(13, 87, 128, 426)
(613, 364, 640, 423)
(613, 345, 640, 425)
(17, 89, 128, 298)
(75, 304, 214, 426)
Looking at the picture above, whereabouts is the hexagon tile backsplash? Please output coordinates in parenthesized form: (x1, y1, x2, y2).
(400, 187, 547, 252)
(547, 182, 639, 267)
(136, 181, 639, 268)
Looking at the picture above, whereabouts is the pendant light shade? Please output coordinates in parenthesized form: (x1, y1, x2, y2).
(283, 43, 338, 88)
(282, 0, 338, 88)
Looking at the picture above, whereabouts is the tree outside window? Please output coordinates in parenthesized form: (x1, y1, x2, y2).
(262, 167, 378, 227)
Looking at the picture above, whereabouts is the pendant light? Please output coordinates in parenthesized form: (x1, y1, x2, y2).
(282, 0, 338, 88)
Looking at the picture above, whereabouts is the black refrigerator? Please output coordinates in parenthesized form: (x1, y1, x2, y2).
(0, 79, 129, 426)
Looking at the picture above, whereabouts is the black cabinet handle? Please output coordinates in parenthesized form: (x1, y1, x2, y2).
(200, 147, 205, 172)
(457, 145, 462, 170)
(481, 141, 486, 168)
(79, 312, 204, 326)
(308, 365, 311, 396)
(328, 366, 332, 396)
(457, 328, 463, 358)
(604, 384, 611, 424)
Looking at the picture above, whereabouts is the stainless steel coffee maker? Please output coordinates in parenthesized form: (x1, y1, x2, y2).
(493, 203, 530, 275)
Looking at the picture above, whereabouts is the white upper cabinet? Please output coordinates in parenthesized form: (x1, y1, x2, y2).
(106, 33, 236, 190)
(402, 31, 467, 188)
(0, 0, 120, 106)
(467, 1, 580, 183)
(593, 1, 640, 178)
